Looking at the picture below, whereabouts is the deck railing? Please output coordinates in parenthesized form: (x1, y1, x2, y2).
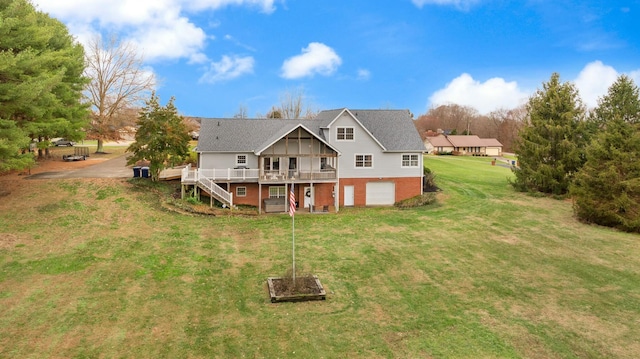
(198, 168, 260, 181)
(182, 165, 234, 207)
(197, 175, 233, 207)
(182, 167, 337, 183)
(181, 164, 197, 182)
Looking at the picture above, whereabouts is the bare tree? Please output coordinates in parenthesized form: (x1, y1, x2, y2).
(277, 87, 317, 119)
(234, 104, 248, 119)
(425, 104, 479, 134)
(84, 34, 155, 153)
(487, 105, 527, 152)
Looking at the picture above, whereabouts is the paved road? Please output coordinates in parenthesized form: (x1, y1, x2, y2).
(27, 155, 133, 179)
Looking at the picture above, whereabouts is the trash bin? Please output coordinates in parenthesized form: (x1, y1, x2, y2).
(141, 166, 150, 178)
(511, 160, 516, 166)
(133, 166, 141, 178)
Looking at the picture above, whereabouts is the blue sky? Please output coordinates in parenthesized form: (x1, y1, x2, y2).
(34, 0, 640, 117)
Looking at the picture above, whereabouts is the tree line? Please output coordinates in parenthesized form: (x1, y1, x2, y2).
(414, 103, 527, 152)
(416, 73, 640, 233)
(514, 73, 640, 233)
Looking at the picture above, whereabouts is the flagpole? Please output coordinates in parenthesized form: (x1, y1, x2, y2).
(289, 182, 296, 284)
(292, 201, 296, 284)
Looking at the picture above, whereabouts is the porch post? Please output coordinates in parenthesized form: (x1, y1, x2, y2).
(258, 183, 262, 214)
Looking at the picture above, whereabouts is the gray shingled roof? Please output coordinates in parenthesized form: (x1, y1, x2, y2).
(198, 119, 297, 153)
(342, 109, 425, 152)
(197, 109, 424, 153)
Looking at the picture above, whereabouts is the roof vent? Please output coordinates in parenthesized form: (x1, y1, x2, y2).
(217, 121, 220, 126)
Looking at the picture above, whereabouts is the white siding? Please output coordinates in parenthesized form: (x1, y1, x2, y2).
(199, 152, 258, 169)
(329, 113, 422, 178)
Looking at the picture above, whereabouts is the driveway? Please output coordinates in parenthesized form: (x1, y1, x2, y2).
(27, 155, 133, 179)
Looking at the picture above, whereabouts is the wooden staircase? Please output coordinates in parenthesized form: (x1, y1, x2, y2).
(196, 176, 234, 209)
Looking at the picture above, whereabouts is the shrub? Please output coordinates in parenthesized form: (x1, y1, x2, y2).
(423, 167, 438, 192)
(185, 151, 198, 166)
(395, 193, 437, 208)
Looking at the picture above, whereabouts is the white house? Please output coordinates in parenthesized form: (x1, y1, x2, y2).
(182, 108, 425, 213)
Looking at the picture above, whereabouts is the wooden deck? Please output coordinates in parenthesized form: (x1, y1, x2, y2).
(159, 167, 185, 181)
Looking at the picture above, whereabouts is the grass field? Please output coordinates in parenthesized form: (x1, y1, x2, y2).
(1, 156, 639, 358)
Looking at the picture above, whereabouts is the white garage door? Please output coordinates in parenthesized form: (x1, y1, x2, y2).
(366, 182, 395, 205)
(486, 147, 500, 156)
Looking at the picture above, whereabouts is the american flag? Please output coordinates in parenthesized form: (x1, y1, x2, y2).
(289, 185, 296, 217)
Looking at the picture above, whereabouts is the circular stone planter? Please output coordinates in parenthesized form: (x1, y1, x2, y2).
(267, 275, 326, 303)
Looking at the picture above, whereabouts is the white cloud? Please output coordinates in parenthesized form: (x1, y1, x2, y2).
(412, 0, 479, 10)
(186, 0, 276, 13)
(224, 34, 257, 52)
(357, 69, 371, 81)
(574, 61, 620, 109)
(429, 73, 529, 114)
(200, 55, 255, 83)
(281, 43, 342, 79)
(32, 0, 275, 63)
(429, 62, 640, 114)
(130, 15, 207, 63)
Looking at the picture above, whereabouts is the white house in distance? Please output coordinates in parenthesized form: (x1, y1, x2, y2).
(181, 108, 426, 213)
(424, 135, 503, 156)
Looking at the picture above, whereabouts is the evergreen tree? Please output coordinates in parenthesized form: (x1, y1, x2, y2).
(511, 73, 587, 195)
(571, 75, 640, 232)
(0, 0, 88, 167)
(126, 93, 191, 181)
(0, 119, 31, 171)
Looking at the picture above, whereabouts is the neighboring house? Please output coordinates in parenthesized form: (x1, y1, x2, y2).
(425, 135, 503, 156)
(425, 135, 455, 154)
(181, 108, 425, 213)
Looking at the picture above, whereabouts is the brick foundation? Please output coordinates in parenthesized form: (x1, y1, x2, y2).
(227, 182, 336, 210)
(339, 177, 422, 206)
(204, 177, 420, 210)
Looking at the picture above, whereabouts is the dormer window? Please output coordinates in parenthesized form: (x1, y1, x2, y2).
(337, 127, 354, 141)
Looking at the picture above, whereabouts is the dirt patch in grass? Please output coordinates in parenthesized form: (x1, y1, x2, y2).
(493, 234, 519, 245)
(375, 223, 405, 233)
(0, 157, 103, 196)
(0, 233, 20, 249)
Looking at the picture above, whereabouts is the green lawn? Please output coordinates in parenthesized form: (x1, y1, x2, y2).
(1, 156, 639, 358)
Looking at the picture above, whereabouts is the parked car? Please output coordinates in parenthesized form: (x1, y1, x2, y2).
(53, 138, 75, 146)
(190, 131, 199, 140)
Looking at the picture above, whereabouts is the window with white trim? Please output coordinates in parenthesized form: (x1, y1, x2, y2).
(337, 127, 354, 141)
(401, 154, 419, 167)
(236, 187, 247, 197)
(236, 154, 247, 166)
(269, 186, 286, 198)
(355, 154, 373, 168)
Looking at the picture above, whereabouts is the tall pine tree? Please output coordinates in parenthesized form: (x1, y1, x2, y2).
(511, 73, 587, 195)
(571, 75, 640, 232)
(0, 0, 88, 168)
